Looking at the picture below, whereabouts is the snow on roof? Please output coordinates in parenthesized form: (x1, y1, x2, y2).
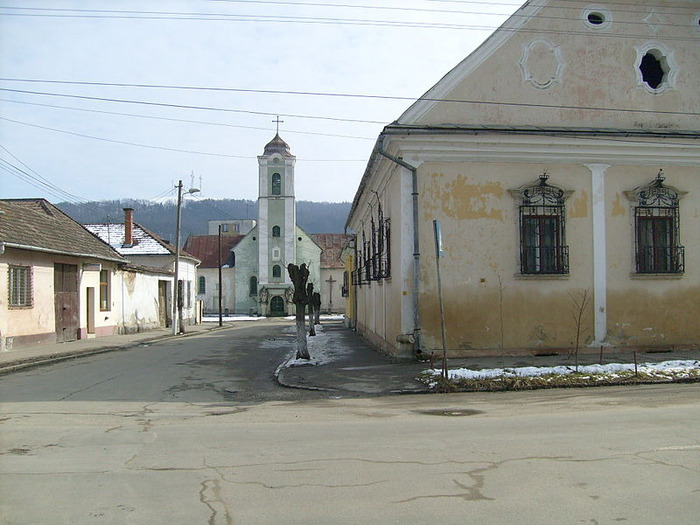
(85, 223, 172, 256)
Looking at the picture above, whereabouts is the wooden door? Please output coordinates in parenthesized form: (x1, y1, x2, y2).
(54, 263, 79, 342)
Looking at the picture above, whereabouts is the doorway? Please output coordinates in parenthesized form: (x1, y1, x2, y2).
(54, 263, 79, 342)
(269, 295, 285, 317)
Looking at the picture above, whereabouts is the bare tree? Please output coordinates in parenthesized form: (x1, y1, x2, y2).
(312, 292, 321, 325)
(287, 263, 311, 359)
(307, 283, 316, 337)
(569, 288, 591, 372)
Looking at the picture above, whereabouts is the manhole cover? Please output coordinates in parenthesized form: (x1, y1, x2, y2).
(416, 409, 483, 417)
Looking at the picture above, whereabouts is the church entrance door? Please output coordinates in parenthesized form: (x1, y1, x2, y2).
(269, 296, 285, 317)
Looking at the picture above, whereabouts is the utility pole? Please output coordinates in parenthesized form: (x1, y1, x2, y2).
(218, 224, 223, 327)
(172, 179, 200, 335)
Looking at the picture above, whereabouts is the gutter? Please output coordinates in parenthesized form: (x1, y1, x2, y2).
(374, 137, 422, 357)
(0, 242, 125, 264)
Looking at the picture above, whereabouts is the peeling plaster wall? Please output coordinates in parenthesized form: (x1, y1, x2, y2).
(416, 162, 594, 355)
(604, 166, 700, 346)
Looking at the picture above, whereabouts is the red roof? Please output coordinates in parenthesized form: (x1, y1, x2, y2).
(183, 234, 244, 268)
(310, 233, 352, 269)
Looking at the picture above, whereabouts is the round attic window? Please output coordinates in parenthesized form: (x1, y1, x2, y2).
(583, 7, 612, 29)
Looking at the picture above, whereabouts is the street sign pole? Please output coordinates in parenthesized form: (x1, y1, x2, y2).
(433, 220, 448, 379)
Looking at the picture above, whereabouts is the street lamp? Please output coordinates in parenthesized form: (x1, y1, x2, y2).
(172, 179, 200, 335)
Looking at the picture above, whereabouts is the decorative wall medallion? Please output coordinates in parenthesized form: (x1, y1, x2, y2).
(643, 9, 665, 34)
(519, 40, 564, 90)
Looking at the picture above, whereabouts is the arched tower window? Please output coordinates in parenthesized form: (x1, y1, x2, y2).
(272, 173, 281, 196)
(272, 265, 282, 279)
(198, 276, 206, 295)
(249, 276, 258, 296)
(272, 225, 281, 237)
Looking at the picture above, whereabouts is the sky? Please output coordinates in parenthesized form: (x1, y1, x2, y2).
(0, 0, 521, 205)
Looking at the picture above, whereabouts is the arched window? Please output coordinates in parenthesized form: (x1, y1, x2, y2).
(511, 173, 570, 274)
(249, 276, 258, 296)
(198, 276, 206, 295)
(272, 265, 281, 278)
(272, 225, 281, 237)
(272, 173, 281, 195)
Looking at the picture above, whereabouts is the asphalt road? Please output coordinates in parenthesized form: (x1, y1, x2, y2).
(0, 319, 325, 405)
(1, 322, 699, 524)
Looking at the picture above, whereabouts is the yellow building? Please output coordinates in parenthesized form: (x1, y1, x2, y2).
(345, 0, 700, 358)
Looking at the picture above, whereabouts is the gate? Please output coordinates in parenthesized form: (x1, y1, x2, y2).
(54, 263, 79, 342)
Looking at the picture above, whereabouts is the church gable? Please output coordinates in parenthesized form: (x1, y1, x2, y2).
(399, 0, 699, 132)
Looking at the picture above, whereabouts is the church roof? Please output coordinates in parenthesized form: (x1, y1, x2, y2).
(263, 133, 292, 157)
(310, 233, 353, 269)
(183, 234, 244, 268)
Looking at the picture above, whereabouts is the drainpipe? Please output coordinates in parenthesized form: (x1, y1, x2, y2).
(375, 141, 422, 357)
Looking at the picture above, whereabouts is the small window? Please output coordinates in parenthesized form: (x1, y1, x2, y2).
(249, 276, 258, 296)
(512, 174, 570, 275)
(587, 12, 604, 25)
(583, 7, 611, 29)
(221, 224, 229, 232)
(8, 265, 32, 307)
(630, 171, 685, 274)
(198, 276, 206, 295)
(99, 269, 111, 311)
(639, 51, 667, 90)
(272, 173, 281, 196)
(272, 225, 281, 237)
(272, 265, 282, 279)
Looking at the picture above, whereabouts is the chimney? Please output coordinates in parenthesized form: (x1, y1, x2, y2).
(123, 208, 134, 246)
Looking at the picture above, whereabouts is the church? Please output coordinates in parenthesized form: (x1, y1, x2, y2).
(186, 133, 349, 317)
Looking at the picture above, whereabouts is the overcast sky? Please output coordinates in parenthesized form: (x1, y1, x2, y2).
(0, 0, 519, 205)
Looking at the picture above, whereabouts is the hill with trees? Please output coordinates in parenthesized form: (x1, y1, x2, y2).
(58, 198, 351, 242)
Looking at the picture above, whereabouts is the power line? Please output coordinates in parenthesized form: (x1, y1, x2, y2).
(0, 146, 109, 211)
(0, 6, 695, 38)
(0, 117, 369, 162)
(2, 83, 698, 117)
(0, 87, 387, 124)
(0, 98, 376, 141)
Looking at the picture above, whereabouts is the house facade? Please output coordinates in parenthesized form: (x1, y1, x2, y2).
(85, 208, 201, 331)
(0, 199, 127, 350)
(346, 0, 700, 358)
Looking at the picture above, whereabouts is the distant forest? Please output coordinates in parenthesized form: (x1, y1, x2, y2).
(58, 199, 352, 242)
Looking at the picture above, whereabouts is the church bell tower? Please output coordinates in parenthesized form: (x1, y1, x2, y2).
(257, 132, 296, 313)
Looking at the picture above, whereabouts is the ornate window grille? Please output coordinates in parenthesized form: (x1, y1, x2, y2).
(629, 171, 684, 274)
(352, 200, 391, 286)
(514, 174, 570, 275)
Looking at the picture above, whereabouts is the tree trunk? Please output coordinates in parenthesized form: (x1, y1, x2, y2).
(312, 292, 321, 325)
(307, 283, 316, 336)
(295, 307, 309, 359)
(288, 263, 311, 359)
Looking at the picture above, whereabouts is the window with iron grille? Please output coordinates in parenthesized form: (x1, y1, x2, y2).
(8, 265, 33, 308)
(198, 276, 206, 295)
(630, 171, 684, 274)
(514, 174, 570, 275)
(352, 200, 391, 287)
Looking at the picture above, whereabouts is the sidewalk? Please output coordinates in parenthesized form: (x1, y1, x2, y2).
(276, 323, 700, 395)
(2, 319, 698, 394)
(0, 322, 230, 375)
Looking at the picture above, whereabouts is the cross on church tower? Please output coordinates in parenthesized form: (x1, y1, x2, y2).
(272, 116, 284, 135)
